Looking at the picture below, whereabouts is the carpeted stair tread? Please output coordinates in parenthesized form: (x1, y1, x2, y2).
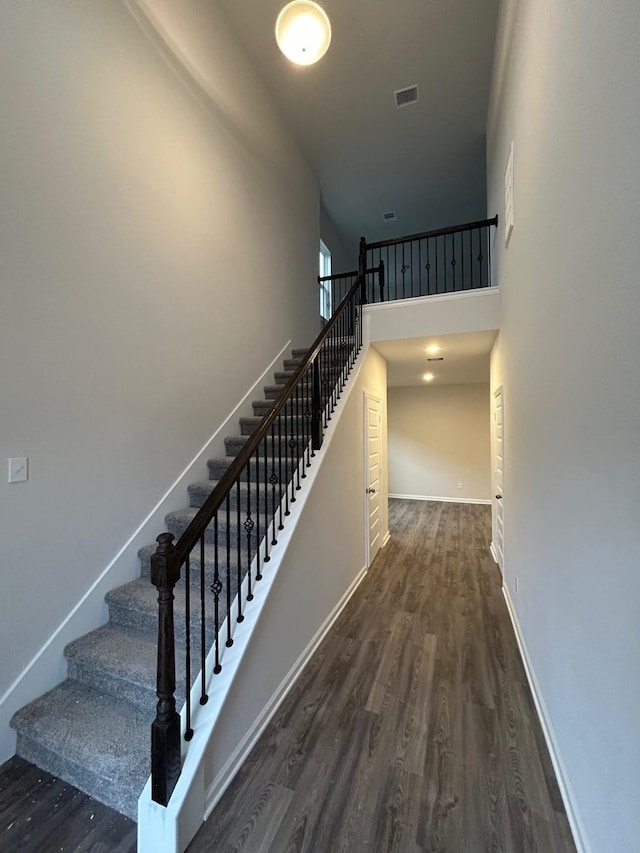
(189, 479, 276, 512)
(65, 624, 186, 711)
(165, 505, 270, 546)
(11, 680, 149, 820)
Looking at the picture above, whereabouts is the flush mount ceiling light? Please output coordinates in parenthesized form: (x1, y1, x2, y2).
(275, 1, 332, 66)
(426, 344, 441, 355)
(422, 372, 435, 382)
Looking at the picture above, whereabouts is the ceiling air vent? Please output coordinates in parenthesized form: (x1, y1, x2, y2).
(383, 211, 397, 223)
(394, 84, 419, 108)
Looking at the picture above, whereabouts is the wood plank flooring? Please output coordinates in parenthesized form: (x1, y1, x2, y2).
(0, 755, 136, 852)
(188, 499, 576, 853)
(0, 500, 575, 852)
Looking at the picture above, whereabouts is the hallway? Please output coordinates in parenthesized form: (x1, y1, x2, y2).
(189, 499, 576, 852)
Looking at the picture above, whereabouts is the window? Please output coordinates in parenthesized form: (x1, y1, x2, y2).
(319, 240, 332, 320)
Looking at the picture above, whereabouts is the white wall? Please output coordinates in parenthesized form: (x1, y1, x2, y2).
(320, 203, 354, 274)
(0, 0, 319, 756)
(388, 384, 491, 502)
(487, 2, 640, 851)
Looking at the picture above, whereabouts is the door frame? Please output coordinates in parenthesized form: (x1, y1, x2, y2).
(491, 384, 505, 576)
(363, 390, 382, 567)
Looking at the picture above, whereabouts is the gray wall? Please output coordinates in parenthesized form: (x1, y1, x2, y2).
(0, 0, 319, 753)
(487, 1, 640, 850)
(388, 384, 491, 502)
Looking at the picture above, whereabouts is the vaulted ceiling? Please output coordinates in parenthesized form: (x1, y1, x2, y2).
(219, 0, 499, 248)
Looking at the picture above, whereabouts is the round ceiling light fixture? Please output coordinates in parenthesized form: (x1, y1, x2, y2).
(275, 1, 332, 66)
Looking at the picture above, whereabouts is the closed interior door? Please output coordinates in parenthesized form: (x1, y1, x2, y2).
(493, 386, 504, 574)
(365, 392, 382, 565)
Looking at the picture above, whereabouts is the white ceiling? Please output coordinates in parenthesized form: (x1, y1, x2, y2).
(373, 330, 497, 387)
(219, 0, 499, 251)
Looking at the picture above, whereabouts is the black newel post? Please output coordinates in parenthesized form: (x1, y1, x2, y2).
(358, 237, 367, 304)
(378, 259, 385, 303)
(311, 357, 323, 451)
(151, 532, 182, 806)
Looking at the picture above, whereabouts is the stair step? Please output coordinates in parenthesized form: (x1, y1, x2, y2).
(189, 479, 289, 513)
(65, 623, 186, 711)
(290, 348, 309, 359)
(252, 398, 312, 417)
(225, 433, 306, 456)
(138, 541, 252, 587)
(11, 680, 149, 820)
(165, 505, 271, 547)
(207, 454, 307, 482)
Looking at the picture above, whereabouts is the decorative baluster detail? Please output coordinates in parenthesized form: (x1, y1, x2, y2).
(200, 532, 209, 701)
(211, 519, 222, 675)
(151, 532, 182, 806)
(236, 480, 244, 622)
(255, 443, 262, 580)
(245, 461, 254, 602)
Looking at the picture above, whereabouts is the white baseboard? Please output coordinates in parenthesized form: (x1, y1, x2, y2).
(389, 493, 492, 505)
(502, 586, 591, 853)
(0, 340, 292, 763)
(203, 563, 368, 818)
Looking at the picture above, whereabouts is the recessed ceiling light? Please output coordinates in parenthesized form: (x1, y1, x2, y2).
(275, 1, 332, 66)
(426, 344, 441, 355)
(422, 372, 434, 382)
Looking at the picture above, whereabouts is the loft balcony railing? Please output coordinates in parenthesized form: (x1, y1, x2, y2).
(318, 263, 384, 321)
(357, 216, 498, 304)
(150, 277, 364, 806)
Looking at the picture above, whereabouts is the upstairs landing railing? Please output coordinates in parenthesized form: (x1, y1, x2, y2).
(318, 263, 385, 320)
(358, 216, 498, 303)
(150, 277, 364, 806)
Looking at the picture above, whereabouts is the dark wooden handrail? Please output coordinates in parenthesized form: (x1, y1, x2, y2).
(317, 266, 378, 283)
(168, 276, 363, 567)
(365, 215, 498, 251)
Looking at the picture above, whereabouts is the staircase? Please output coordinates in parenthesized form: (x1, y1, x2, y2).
(10, 347, 312, 821)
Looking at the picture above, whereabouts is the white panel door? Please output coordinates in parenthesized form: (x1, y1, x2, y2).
(493, 386, 504, 574)
(365, 392, 382, 565)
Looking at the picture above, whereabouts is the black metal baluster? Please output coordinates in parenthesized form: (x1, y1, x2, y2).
(282, 403, 290, 516)
(436, 235, 440, 293)
(461, 230, 466, 289)
(488, 225, 492, 287)
(278, 409, 285, 527)
(225, 495, 233, 648)
(288, 396, 296, 504)
(451, 233, 456, 292)
(294, 381, 301, 490)
(426, 238, 431, 294)
(418, 239, 422, 296)
(312, 356, 322, 451)
(211, 520, 221, 674)
(269, 423, 278, 545)
(477, 228, 483, 287)
(236, 479, 244, 623)
(255, 444, 262, 580)
(245, 461, 254, 602)
(200, 533, 210, 699)
(410, 240, 414, 297)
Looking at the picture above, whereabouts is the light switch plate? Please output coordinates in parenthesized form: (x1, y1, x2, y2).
(8, 457, 28, 483)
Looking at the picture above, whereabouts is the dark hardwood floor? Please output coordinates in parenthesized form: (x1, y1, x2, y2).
(0, 755, 136, 852)
(188, 499, 576, 853)
(1, 500, 575, 852)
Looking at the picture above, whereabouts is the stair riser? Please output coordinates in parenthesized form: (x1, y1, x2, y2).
(15, 733, 141, 821)
(189, 483, 284, 513)
(66, 658, 171, 715)
(208, 456, 307, 482)
(107, 595, 226, 648)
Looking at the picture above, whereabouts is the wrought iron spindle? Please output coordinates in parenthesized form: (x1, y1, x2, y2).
(269, 423, 278, 545)
(201, 532, 210, 698)
(211, 520, 221, 674)
(225, 495, 233, 648)
(451, 232, 456, 291)
(282, 405, 290, 516)
(183, 553, 193, 741)
(236, 480, 244, 622)
(255, 445, 262, 580)
(477, 228, 483, 287)
(277, 408, 285, 527)
(294, 381, 301, 490)
(245, 461, 254, 602)
(426, 238, 431, 293)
